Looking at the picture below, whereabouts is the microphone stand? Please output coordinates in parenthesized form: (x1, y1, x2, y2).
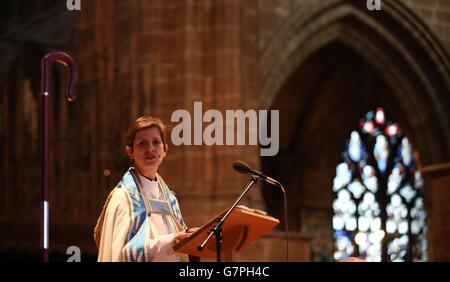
(198, 175, 259, 262)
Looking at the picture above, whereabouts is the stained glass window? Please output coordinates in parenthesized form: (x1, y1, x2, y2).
(332, 107, 427, 262)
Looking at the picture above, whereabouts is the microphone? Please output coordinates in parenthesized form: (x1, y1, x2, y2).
(232, 161, 283, 190)
(232, 160, 289, 261)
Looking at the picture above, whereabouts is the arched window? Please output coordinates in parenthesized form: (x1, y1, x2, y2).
(332, 108, 427, 262)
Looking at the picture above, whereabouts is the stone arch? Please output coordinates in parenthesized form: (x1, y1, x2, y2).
(259, 0, 450, 165)
(257, 2, 449, 261)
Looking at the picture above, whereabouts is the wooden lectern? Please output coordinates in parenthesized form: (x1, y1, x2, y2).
(174, 206, 280, 262)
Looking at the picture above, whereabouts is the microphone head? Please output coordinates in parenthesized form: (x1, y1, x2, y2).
(233, 161, 252, 174)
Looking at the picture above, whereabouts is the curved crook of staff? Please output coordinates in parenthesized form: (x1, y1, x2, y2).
(40, 52, 79, 262)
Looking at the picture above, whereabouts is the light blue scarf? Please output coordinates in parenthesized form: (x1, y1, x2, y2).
(118, 167, 187, 262)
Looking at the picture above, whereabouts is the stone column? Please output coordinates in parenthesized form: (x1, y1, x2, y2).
(421, 163, 450, 261)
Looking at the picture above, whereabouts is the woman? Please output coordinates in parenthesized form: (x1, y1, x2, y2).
(94, 116, 198, 262)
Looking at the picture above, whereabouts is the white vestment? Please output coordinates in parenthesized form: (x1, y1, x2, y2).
(94, 168, 189, 262)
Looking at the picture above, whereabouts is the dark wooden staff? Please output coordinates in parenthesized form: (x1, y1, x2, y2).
(41, 52, 79, 262)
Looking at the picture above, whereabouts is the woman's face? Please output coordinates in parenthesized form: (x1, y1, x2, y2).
(126, 127, 167, 175)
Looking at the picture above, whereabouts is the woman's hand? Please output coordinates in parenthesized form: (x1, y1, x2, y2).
(173, 227, 200, 245)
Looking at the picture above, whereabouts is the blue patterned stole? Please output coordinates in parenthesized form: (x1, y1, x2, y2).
(117, 167, 187, 262)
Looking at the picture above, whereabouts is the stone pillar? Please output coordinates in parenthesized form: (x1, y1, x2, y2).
(74, 0, 264, 236)
(421, 163, 450, 261)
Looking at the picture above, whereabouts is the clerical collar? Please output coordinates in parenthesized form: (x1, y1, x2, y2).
(133, 168, 158, 182)
(140, 174, 157, 182)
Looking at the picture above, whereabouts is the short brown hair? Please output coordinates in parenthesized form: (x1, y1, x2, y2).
(125, 116, 167, 147)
